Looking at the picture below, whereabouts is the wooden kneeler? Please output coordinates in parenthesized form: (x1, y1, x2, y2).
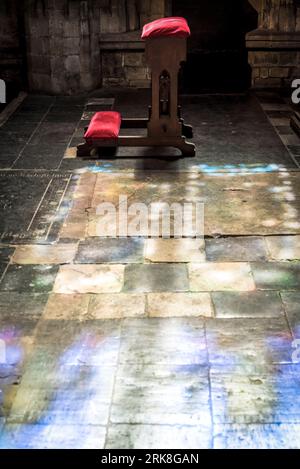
(77, 17, 195, 158)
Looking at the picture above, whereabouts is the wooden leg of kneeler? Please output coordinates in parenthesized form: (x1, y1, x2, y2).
(177, 139, 196, 157)
(77, 142, 94, 158)
(182, 123, 193, 139)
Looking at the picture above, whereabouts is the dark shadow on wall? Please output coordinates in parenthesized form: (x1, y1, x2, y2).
(173, 0, 258, 93)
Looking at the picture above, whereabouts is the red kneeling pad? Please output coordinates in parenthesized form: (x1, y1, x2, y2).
(141, 17, 191, 40)
(84, 111, 121, 141)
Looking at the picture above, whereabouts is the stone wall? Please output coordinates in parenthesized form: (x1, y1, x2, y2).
(99, 1, 168, 88)
(0, 0, 25, 97)
(247, 0, 300, 88)
(25, 0, 101, 95)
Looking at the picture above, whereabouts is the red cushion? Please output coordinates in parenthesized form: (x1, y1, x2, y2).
(141, 17, 190, 40)
(84, 111, 121, 141)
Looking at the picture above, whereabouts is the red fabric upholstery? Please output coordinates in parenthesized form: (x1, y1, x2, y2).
(84, 111, 121, 141)
(141, 17, 190, 40)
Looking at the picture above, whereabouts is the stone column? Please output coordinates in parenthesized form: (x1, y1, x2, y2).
(26, 0, 101, 94)
(247, 0, 300, 88)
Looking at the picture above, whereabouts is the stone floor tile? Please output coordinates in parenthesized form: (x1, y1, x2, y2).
(189, 263, 255, 292)
(111, 364, 211, 426)
(213, 423, 300, 449)
(280, 292, 300, 338)
(251, 262, 300, 290)
(266, 236, 300, 260)
(59, 210, 87, 239)
(75, 238, 144, 264)
(0, 292, 48, 344)
(8, 364, 116, 425)
(42, 293, 90, 320)
(205, 318, 292, 365)
(119, 318, 207, 365)
(53, 264, 124, 294)
(205, 237, 267, 262)
(212, 291, 284, 318)
(0, 247, 14, 277)
(0, 424, 106, 449)
(210, 364, 300, 424)
(88, 293, 145, 319)
(123, 264, 189, 293)
(0, 265, 59, 293)
(144, 238, 205, 263)
(280, 134, 300, 146)
(25, 320, 121, 369)
(12, 244, 78, 265)
(147, 292, 212, 318)
(106, 424, 212, 449)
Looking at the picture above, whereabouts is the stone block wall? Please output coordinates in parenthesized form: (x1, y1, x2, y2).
(99, 0, 167, 88)
(249, 50, 300, 88)
(247, 0, 300, 89)
(101, 50, 150, 88)
(0, 0, 25, 94)
(25, 0, 101, 95)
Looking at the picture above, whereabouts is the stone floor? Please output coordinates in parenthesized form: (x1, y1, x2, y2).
(0, 90, 300, 449)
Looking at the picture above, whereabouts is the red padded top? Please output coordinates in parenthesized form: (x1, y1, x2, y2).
(84, 111, 121, 140)
(141, 17, 191, 40)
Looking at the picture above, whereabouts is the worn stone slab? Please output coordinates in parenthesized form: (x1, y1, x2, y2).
(106, 423, 212, 449)
(8, 363, 115, 425)
(144, 239, 205, 263)
(280, 292, 300, 339)
(214, 423, 300, 449)
(0, 423, 106, 449)
(111, 364, 211, 426)
(189, 263, 255, 292)
(206, 237, 267, 262)
(30, 319, 121, 367)
(0, 247, 14, 277)
(77, 170, 300, 236)
(123, 264, 189, 293)
(0, 171, 71, 242)
(0, 292, 48, 322)
(206, 318, 292, 365)
(212, 291, 284, 318)
(266, 236, 300, 261)
(42, 293, 90, 320)
(0, 265, 59, 293)
(251, 262, 300, 290)
(147, 293, 212, 318)
(88, 294, 145, 319)
(119, 318, 207, 366)
(210, 364, 300, 424)
(53, 264, 124, 294)
(12, 244, 78, 265)
(59, 210, 87, 239)
(75, 238, 144, 264)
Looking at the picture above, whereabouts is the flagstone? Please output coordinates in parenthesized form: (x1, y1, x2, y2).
(280, 292, 300, 338)
(251, 262, 300, 290)
(12, 244, 78, 265)
(53, 264, 124, 294)
(0, 265, 59, 293)
(123, 264, 189, 293)
(106, 423, 212, 449)
(212, 291, 284, 318)
(144, 238, 205, 263)
(42, 293, 90, 320)
(266, 236, 300, 260)
(75, 238, 144, 264)
(147, 292, 212, 318)
(213, 423, 300, 449)
(189, 263, 255, 292)
(88, 293, 146, 319)
(206, 236, 267, 262)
